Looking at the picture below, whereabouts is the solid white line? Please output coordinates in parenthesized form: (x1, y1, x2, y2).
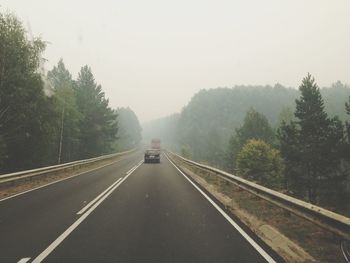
(77, 177, 122, 215)
(126, 160, 143, 175)
(165, 154, 276, 263)
(0, 156, 131, 203)
(78, 159, 143, 215)
(126, 167, 134, 175)
(31, 160, 143, 263)
(17, 258, 31, 263)
(126, 165, 137, 175)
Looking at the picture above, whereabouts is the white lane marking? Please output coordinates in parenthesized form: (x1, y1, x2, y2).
(17, 258, 31, 263)
(126, 160, 143, 175)
(0, 156, 134, 203)
(31, 160, 143, 263)
(126, 164, 137, 175)
(77, 177, 123, 215)
(125, 160, 143, 176)
(165, 154, 276, 263)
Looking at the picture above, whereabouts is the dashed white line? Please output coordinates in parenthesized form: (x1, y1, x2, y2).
(165, 154, 276, 263)
(17, 258, 31, 263)
(31, 160, 143, 263)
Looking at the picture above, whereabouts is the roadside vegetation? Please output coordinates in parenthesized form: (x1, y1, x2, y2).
(236, 139, 284, 189)
(146, 78, 350, 214)
(112, 107, 142, 152)
(0, 12, 141, 173)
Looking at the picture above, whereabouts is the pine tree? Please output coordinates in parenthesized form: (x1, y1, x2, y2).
(277, 121, 300, 192)
(225, 135, 240, 172)
(236, 108, 275, 144)
(346, 97, 350, 145)
(343, 97, 350, 170)
(48, 59, 81, 162)
(278, 74, 345, 203)
(346, 97, 350, 115)
(75, 66, 118, 158)
(0, 99, 7, 167)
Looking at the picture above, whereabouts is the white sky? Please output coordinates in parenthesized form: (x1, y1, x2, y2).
(2, 0, 350, 122)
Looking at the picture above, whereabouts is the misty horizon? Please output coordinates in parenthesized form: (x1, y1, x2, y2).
(2, 0, 350, 122)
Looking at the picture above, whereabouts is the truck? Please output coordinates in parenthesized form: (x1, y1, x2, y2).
(151, 139, 161, 150)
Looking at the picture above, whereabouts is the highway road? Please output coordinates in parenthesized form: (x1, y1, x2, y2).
(0, 151, 282, 263)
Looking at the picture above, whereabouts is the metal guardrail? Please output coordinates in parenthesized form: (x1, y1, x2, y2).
(167, 151, 350, 241)
(0, 149, 135, 185)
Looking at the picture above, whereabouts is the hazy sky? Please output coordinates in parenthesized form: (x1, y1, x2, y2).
(2, 0, 350, 122)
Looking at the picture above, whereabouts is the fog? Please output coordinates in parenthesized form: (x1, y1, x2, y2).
(2, 0, 350, 122)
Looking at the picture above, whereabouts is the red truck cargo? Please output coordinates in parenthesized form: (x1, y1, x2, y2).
(151, 139, 161, 150)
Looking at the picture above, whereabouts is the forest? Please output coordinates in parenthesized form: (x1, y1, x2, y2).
(1, 10, 349, 214)
(143, 78, 350, 213)
(0, 12, 141, 173)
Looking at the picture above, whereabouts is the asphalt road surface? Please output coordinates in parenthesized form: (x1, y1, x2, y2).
(0, 152, 282, 263)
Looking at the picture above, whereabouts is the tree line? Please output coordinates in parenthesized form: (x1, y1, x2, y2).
(0, 12, 141, 173)
(227, 74, 350, 212)
(113, 107, 142, 152)
(145, 77, 350, 212)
